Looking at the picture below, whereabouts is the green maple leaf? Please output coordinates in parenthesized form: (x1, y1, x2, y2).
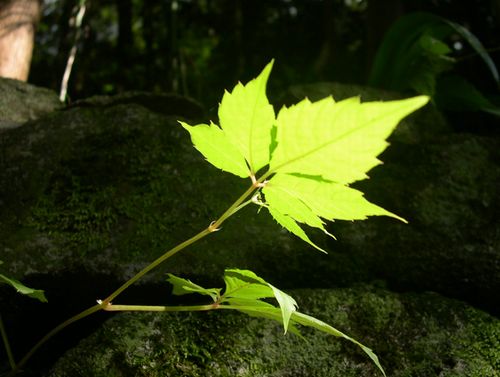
(181, 61, 429, 249)
(263, 95, 427, 244)
(268, 95, 428, 182)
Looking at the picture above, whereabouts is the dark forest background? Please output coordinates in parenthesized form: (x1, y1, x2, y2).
(30, 0, 500, 111)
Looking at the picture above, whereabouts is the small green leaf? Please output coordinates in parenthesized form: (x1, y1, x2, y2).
(180, 121, 250, 178)
(0, 273, 47, 303)
(218, 60, 275, 174)
(418, 33, 452, 55)
(167, 274, 220, 302)
(163, 269, 386, 375)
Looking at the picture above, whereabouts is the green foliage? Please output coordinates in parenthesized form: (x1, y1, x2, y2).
(182, 61, 427, 250)
(368, 12, 500, 116)
(177, 61, 428, 375)
(167, 269, 385, 376)
(9, 61, 427, 375)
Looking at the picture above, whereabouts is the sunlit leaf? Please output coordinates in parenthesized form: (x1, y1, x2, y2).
(180, 121, 250, 178)
(167, 274, 220, 302)
(269, 95, 429, 183)
(218, 60, 275, 174)
(218, 305, 386, 376)
(223, 302, 303, 335)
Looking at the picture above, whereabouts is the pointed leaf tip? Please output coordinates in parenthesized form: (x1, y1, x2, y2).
(269, 284, 298, 333)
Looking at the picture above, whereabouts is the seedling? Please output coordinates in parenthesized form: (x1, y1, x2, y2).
(2, 60, 428, 376)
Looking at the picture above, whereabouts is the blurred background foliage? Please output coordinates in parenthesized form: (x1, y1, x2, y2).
(30, 0, 500, 117)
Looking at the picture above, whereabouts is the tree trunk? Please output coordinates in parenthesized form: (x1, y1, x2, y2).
(0, 0, 41, 81)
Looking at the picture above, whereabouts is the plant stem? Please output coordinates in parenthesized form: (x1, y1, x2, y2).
(12, 179, 261, 373)
(0, 313, 15, 370)
(102, 304, 215, 312)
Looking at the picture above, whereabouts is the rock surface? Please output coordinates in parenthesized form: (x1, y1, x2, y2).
(47, 286, 500, 377)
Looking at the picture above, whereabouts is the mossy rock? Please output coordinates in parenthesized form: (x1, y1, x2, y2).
(1, 84, 498, 320)
(46, 286, 500, 377)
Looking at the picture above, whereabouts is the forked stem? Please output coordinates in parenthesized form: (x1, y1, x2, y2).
(11, 177, 265, 374)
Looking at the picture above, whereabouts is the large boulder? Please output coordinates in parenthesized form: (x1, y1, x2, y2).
(46, 286, 500, 377)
